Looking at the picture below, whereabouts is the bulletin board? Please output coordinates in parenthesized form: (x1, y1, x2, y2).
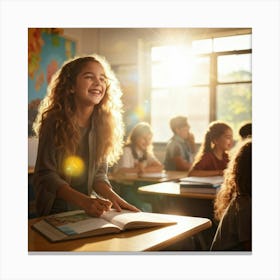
(28, 28, 76, 136)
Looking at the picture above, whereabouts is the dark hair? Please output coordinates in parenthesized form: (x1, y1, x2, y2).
(192, 121, 232, 166)
(239, 122, 252, 139)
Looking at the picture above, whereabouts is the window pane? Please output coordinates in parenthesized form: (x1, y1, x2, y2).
(192, 39, 212, 54)
(151, 87, 209, 143)
(217, 83, 252, 139)
(192, 56, 210, 85)
(214, 34, 251, 52)
(151, 45, 173, 61)
(218, 54, 252, 83)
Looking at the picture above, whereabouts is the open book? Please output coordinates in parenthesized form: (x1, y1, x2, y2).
(32, 209, 177, 242)
(179, 176, 223, 194)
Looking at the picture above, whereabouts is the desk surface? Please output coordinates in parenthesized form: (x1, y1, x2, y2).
(138, 182, 216, 200)
(109, 170, 187, 184)
(28, 213, 211, 252)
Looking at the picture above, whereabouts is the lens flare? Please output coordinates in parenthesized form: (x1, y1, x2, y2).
(63, 156, 85, 177)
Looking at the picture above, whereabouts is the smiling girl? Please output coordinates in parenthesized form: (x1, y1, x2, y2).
(33, 55, 139, 217)
(188, 121, 233, 177)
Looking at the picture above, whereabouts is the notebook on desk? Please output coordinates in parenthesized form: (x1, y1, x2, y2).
(179, 176, 224, 186)
(179, 176, 223, 194)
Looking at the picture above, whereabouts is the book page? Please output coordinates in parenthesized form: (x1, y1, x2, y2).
(101, 210, 176, 230)
(45, 210, 120, 235)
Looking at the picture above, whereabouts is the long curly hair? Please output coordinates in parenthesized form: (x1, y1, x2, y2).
(214, 138, 252, 221)
(33, 54, 124, 166)
(192, 120, 232, 167)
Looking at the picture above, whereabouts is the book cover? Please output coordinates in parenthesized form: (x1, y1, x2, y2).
(180, 185, 221, 194)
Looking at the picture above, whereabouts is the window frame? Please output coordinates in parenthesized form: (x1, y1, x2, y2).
(145, 33, 252, 144)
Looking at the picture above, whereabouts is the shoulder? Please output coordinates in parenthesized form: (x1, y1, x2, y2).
(200, 152, 214, 160)
(235, 195, 252, 212)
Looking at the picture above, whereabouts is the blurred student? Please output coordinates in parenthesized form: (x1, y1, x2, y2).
(239, 122, 252, 140)
(116, 122, 163, 175)
(188, 121, 233, 177)
(164, 116, 196, 171)
(210, 138, 252, 251)
(33, 54, 139, 217)
(115, 122, 162, 212)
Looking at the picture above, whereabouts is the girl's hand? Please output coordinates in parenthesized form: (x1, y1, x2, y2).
(106, 192, 140, 212)
(84, 197, 112, 217)
(136, 162, 145, 175)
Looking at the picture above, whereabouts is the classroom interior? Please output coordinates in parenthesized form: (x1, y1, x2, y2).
(28, 27, 252, 252)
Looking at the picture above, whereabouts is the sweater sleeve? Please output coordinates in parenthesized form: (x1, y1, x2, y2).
(33, 122, 69, 216)
(93, 161, 112, 188)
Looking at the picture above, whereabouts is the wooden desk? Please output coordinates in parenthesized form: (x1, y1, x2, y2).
(109, 170, 187, 184)
(138, 182, 216, 200)
(108, 171, 188, 212)
(28, 214, 211, 252)
(138, 182, 217, 250)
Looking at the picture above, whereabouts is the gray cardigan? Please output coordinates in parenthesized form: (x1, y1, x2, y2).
(33, 116, 112, 216)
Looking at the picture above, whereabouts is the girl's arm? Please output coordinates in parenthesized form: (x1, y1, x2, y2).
(93, 181, 140, 212)
(142, 160, 163, 173)
(173, 156, 192, 171)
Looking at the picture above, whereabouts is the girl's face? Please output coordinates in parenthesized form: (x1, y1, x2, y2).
(135, 133, 152, 152)
(73, 61, 107, 107)
(213, 128, 234, 151)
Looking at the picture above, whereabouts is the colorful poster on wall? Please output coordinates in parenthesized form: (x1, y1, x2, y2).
(28, 28, 76, 136)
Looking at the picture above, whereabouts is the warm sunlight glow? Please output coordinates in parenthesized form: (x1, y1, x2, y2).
(152, 45, 195, 87)
(63, 156, 85, 177)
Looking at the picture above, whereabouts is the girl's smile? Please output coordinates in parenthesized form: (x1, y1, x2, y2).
(73, 61, 107, 107)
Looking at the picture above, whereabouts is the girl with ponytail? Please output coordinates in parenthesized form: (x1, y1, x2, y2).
(188, 121, 233, 177)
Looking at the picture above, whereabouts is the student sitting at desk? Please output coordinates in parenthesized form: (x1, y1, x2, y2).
(164, 116, 196, 172)
(115, 122, 163, 176)
(32, 54, 139, 217)
(188, 121, 233, 177)
(114, 122, 163, 212)
(210, 138, 252, 251)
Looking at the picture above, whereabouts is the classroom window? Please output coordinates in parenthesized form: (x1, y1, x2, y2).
(150, 33, 252, 143)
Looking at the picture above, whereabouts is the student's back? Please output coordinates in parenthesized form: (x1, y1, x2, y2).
(210, 139, 252, 251)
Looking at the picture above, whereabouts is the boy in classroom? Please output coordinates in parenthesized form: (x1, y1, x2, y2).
(188, 121, 233, 177)
(32, 54, 139, 217)
(164, 116, 196, 171)
(210, 138, 252, 251)
(239, 121, 252, 140)
(115, 122, 163, 176)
